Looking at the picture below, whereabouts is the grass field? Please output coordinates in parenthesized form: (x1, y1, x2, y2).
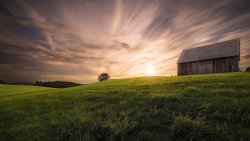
(0, 72, 250, 141)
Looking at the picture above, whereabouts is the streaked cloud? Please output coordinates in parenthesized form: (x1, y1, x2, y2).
(0, 0, 250, 83)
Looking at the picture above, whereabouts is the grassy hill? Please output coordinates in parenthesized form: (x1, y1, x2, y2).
(0, 72, 250, 141)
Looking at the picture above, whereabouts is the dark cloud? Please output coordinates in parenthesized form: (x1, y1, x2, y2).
(0, 0, 250, 83)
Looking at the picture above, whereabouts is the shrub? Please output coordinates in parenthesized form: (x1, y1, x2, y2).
(246, 67, 250, 72)
(98, 73, 110, 81)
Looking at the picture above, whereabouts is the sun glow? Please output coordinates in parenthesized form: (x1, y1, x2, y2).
(146, 64, 155, 76)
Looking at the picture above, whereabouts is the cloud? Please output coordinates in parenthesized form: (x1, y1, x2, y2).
(243, 54, 250, 59)
(0, 0, 250, 83)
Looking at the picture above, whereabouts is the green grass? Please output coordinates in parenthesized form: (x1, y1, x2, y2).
(0, 84, 55, 96)
(0, 72, 250, 141)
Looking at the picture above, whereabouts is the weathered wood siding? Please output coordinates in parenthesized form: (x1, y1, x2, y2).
(177, 56, 239, 76)
(213, 56, 239, 73)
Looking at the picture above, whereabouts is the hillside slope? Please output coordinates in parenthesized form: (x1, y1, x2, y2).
(0, 84, 55, 97)
(0, 72, 250, 140)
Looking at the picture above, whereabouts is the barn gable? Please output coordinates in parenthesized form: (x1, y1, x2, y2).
(177, 39, 240, 64)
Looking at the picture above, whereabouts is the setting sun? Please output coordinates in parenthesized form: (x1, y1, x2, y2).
(146, 64, 155, 76)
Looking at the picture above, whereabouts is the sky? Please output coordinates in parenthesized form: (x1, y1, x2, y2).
(0, 0, 250, 83)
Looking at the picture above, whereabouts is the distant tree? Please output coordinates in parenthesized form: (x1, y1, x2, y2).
(35, 81, 42, 86)
(0, 80, 5, 84)
(246, 67, 250, 72)
(98, 73, 110, 81)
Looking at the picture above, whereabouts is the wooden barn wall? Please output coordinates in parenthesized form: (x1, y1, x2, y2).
(178, 56, 239, 76)
(213, 56, 239, 73)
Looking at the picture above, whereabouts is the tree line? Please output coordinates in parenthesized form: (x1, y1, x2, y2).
(34, 81, 81, 88)
(0, 80, 5, 84)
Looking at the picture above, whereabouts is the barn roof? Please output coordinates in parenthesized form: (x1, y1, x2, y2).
(177, 39, 240, 63)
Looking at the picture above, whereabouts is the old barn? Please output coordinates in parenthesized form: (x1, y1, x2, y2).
(177, 39, 240, 76)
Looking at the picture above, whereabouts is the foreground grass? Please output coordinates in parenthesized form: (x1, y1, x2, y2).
(0, 72, 250, 141)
